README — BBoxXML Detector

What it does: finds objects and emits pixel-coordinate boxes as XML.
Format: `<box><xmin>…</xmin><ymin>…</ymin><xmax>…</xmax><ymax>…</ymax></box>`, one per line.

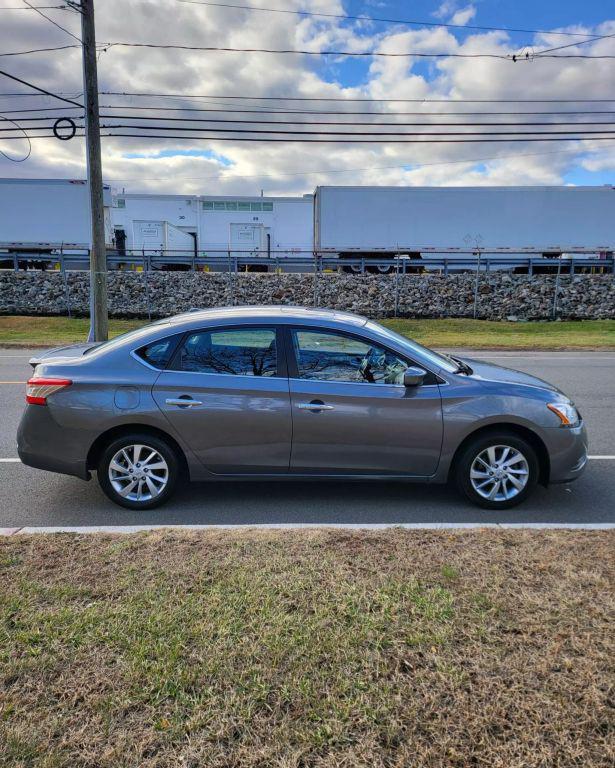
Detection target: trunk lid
<box><xmin>29</xmin><ymin>342</ymin><xmax>100</xmax><ymax>369</ymax></box>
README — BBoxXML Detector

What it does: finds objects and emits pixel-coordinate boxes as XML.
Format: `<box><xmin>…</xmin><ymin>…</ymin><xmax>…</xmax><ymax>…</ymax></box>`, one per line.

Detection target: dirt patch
<box><xmin>1</xmin><ymin>529</ymin><xmax>613</xmax><ymax>767</ymax></box>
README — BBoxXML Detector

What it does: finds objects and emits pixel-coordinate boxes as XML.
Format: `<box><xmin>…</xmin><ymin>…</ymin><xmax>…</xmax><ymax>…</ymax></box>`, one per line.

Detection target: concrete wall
<box><xmin>1</xmin><ymin>271</ymin><xmax>614</xmax><ymax>320</ymax></box>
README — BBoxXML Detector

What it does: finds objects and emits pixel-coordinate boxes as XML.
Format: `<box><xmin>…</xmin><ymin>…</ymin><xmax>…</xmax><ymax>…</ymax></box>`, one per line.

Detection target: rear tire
<box><xmin>97</xmin><ymin>433</ymin><xmax>179</xmax><ymax>510</ymax></box>
<box><xmin>454</xmin><ymin>432</ymin><xmax>539</xmax><ymax>509</ymax></box>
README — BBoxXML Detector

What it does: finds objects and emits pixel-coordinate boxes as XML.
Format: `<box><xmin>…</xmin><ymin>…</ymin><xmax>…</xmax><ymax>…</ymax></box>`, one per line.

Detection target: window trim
<box><xmin>284</xmin><ymin>325</ymin><xmax>443</xmax><ymax>387</ymax></box>
<box><xmin>166</xmin><ymin>324</ymin><xmax>287</xmax><ymax>379</ymax></box>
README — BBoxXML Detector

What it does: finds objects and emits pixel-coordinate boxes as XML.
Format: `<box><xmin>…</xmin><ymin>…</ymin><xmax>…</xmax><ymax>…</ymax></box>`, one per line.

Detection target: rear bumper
<box><xmin>17</xmin><ymin>405</ymin><xmax>90</xmax><ymax>481</ymax></box>
<box><xmin>544</xmin><ymin>422</ymin><xmax>589</xmax><ymax>484</ymax></box>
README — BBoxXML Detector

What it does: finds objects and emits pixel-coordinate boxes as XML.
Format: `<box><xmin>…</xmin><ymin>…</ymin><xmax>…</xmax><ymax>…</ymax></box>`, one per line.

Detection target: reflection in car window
<box><xmin>292</xmin><ymin>329</ymin><xmax>408</xmax><ymax>384</ymax></box>
<box><xmin>175</xmin><ymin>328</ymin><xmax>277</xmax><ymax>377</ymax></box>
<box><xmin>136</xmin><ymin>335</ymin><xmax>181</xmax><ymax>369</ymax></box>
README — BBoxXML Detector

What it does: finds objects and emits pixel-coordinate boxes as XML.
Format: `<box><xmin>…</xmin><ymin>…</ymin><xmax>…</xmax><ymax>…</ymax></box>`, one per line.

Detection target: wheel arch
<box><xmin>448</xmin><ymin>423</ymin><xmax>550</xmax><ymax>486</ymax></box>
<box><xmin>86</xmin><ymin>423</ymin><xmax>190</xmax><ymax>478</ymax></box>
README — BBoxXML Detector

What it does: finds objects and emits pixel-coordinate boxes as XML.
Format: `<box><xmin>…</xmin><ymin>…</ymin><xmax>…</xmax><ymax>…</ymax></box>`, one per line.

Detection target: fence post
<box><xmin>552</xmin><ymin>254</ymin><xmax>562</xmax><ymax>320</ymax></box>
<box><xmin>227</xmin><ymin>250</ymin><xmax>235</xmax><ymax>306</ymax></box>
<box><xmin>312</xmin><ymin>251</ymin><xmax>319</xmax><ymax>307</ymax></box>
<box><xmin>394</xmin><ymin>251</ymin><xmax>400</xmax><ymax>317</ymax></box>
<box><xmin>59</xmin><ymin>245</ymin><xmax>71</xmax><ymax>318</ymax></box>
<box><xmin>143</xmin><ymin>258</ymin><xmax>152</xmax><ymax>321</ymax></box>
<box><xmin>472</xmin><ymin>249</ymin><xmax>482</xmax><ymax>319</ymax></box>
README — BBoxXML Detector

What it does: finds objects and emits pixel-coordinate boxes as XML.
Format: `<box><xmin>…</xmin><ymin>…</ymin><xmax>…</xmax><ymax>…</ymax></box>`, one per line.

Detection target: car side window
<box><xmin>173</xmin><ymin>328</ymin><xmax>278</xmax><ymax>377</ymax></box>
<box><xmin>291</xmin><ymin>329</ymin><xmax>409</xmax><ymax>385</ymax></box>
<box><xmin>136</xmin><ymin>334</ymin><xmax>182</xmax><ymax>369</ymax></box>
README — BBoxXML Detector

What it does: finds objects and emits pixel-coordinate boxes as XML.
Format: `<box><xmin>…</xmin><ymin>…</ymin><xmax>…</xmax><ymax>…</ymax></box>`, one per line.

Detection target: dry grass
<box><xmin>0</xmin><ymin>529</ymin><xmax>613</xmax><ymax>768</ymax></box>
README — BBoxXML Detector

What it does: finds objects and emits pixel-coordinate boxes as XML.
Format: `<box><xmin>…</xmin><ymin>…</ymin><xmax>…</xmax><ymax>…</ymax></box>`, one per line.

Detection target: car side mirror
<box><xmin>403</xmin><ymin>366</ymin><xmax>427</xmax><ymax>387</ymax></box>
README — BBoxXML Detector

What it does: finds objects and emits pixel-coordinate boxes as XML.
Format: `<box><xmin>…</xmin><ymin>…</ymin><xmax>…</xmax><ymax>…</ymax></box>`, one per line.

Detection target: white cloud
<box><xmin>0</xmin><ymin>2</ymin><xmax>614</xmax><ymax>195</ymax></box>
<box><xmin>450</xmin><ymin>6</ymin><xmax>477</xmax><ymax>26</ymax></box>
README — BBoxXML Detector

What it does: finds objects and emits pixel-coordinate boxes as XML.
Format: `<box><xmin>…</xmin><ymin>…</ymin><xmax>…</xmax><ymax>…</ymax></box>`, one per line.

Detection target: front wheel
<box><xmin>97</xmin><ymin>433</ymin><xmax>179</xmax><ymax>510</ymax></box>
<box><xmin>455</xmin><ymin>433</ymin><xmax>539</xmax><ymax>509</ymax></box>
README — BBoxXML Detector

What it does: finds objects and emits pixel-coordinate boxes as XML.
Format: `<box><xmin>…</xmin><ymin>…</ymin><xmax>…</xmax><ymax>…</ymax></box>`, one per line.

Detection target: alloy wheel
<box><xmin>108</xmin><ymin>443</ymin><xmax>169</xmax><ymax>502</ymax></box>
<box><xmin>470</xmin><ymin>444</ymin><xmax>529</xmax><ymax>502</ymax></box>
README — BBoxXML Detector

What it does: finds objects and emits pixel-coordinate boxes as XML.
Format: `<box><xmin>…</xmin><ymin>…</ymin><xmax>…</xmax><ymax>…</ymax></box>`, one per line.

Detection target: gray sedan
<box><xmin>18</xmin><ymin>306</ymin><xmax>588</xmax><ymax>510</ymax></box>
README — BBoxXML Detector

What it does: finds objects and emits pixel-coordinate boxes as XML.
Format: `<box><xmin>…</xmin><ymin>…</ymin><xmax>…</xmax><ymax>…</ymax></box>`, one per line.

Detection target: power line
<box><xmin>100</xmin><ymin>42</ymin><xmax>615</xmax><ymax>60</ymax></box>
<box><xmin>0</xmin><ymin>69</ymin><xmax>83</xmax><ymax>107</ymax></box>
<box><xmin>174</xmin><ymin>0</ymin><xmax>606</xmax><ymax>40</ymax></box>
<box><xmin>5</xmin><ymin>41</ymin><xmax>610</xmax><ymax>60</ymax></box>
<box><xmin>99</xmin><ymin>104</ymin><xmax>615</xmax><ymax>118</ymax></box>
<box><xmin>99</xmin><ymin>113</ymin><xmax>615</xmax><ymax>128</ymax></box>
<box><xmin>0</xmin><ymin>115</ymin><xmax>31</xmax><ymax>161</ymax></box>
<box><xmin>22</xmin><ymin>0</ymin><xmax>81</xmax><ymax>42</ymax></box>
<box><xmin>98</xmin><ymin>122</ymin><xmax>615</xmax><ymax>137</ymax></box>
<box><xmin>100</xmin><ymin>91</ymin><xmax>615</xmax><ymax>103</ymax></box>
<box><xmin>0</xmin><ymin>44</ymin><xmax>80</xmax><ymax>56</ymax></box>
<box><xmin>101</xmin><ymin>133</ymin><xmax>615</xmax><ymax>143</ymax></box>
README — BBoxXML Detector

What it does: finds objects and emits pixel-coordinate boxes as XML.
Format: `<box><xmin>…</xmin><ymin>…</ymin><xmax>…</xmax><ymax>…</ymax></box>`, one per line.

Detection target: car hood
<box><xmin>29</xmin><ymin>342</ymin><xmax>99</xmax><ymax>369</ymax></box>
<box><xmin>462</xmin><ymin>358</ymin><xmax>566</xmax><ymax>397</ymax></box>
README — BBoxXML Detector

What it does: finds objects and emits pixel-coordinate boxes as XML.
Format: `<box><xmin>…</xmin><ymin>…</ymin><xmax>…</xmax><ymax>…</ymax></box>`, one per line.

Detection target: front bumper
<box><xmin>544</xmin><ymin>422</ymin><xmax>589</xmax><ymax>484</ymax></box>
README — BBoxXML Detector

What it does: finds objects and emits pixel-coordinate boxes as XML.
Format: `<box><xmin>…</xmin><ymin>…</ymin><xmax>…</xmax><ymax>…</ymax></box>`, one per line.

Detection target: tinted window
<box><xmin>174</xmin><ymin>328</ymin><xmax>277</xmax><ymax>377</ymax></box>
<box><xmin>292</xmin><ymin>329</ymin><xmax>409</xmax><ymax>385</ymax></box>
<box><xmin>136</xmin><ymin>335</ymin><xmax>180</xmax><ymax>369</ymax></box>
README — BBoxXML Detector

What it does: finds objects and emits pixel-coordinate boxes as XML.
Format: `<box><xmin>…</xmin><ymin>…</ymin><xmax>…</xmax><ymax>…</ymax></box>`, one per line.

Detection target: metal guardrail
<box><xmin>1</xmin><ymin>247</ymin><xmax>614</xmax><ymax>275</ymax></box>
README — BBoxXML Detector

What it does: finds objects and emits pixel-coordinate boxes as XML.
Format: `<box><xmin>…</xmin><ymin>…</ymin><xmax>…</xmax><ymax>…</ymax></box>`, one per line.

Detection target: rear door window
<box><xmin>171</xmin><ymin>327</ymin><xmax>279</xmax><ymax>377</ymax></box>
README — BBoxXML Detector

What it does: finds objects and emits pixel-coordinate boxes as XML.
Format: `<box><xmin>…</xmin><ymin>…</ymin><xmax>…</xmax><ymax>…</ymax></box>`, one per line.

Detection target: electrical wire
<box><xmin>173</xmin><ymin>0</ymin><xmax>608</xmax><ymax>40</ymax></box>
<box><xmin>98</xmin><ymin>113</ymin><xmax>615</xmax><ymax>127</ymax></box>
<box><xmin>100</xmin><ymin>132</ymin><xmax>615</xmax><ymax>143</ymax></box>
<box><xmin>22</xmin><ymin>0</ymin><xmax>81</xmax><ymax>42</ymax></box>
<box><xmin>99</xmin><ymin>104</ymin><xmax>615</xmax><ymax>117</ymax></box>
<box><xmin>98</xmin><ymin>123</ymin><xmax>615</xmax><ymax>137</ymax></box>
<box><xmin>100</xmin><ymin>91</ymin><xmax>615</xmax><ymax>103</ymax></box>
<box><xmin>99</xmin><ymin>42</ymin><xmax>615</xmax><ymax>59</ymax></box>
<box><xmin>0</xmin><ymin>69</ymin><xmax>83</xmax><ymax>108</ymax></box>
<box><xmin>0</xmin><ymin>116</ymin><xmax>31</xmax><ymax>160</ymax></box>
<box><xmin>4</xmin><ymin>42</ymin><xmax>611</xmax><ymax>60</ymax></box>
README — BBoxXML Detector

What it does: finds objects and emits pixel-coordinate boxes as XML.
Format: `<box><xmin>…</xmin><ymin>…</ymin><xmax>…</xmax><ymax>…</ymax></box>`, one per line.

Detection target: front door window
<box><xmin>291</xmin><ymin>329</ymin><xmax>408</xmax><ymax>385</ymax></box>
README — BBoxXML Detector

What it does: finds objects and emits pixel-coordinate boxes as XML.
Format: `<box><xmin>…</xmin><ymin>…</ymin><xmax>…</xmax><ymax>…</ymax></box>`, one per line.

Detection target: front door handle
<box><xmin>296</xmin><ymin>400</ymin><xmax>335</xmax><ymax>412</ymax></box>
<box><xmin>165</xmin><ymin>397</ymin><xmax>203</xmax><ymax>408</ymax></box>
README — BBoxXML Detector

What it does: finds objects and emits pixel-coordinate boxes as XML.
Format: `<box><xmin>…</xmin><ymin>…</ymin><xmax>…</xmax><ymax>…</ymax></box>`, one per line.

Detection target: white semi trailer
<box><xmin>0</xmin><ymin>178</ymin><xmax>112</xmax><ymax>266</ymax></box>
<box><xmin>111</xmin><ymin>192</ymin><xmax>313</xmax><ymax>268</ymax></box>
<box><xmin>314</xmin><ymin>185</ymin><xmax>615</xmax><ymax>271</ymax></box>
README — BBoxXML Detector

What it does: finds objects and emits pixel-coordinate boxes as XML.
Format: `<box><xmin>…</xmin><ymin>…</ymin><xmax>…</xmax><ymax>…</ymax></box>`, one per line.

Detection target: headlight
<box><xmin>547</xmin><ymin>402</ymin><xmax>580</xmax><ymax>427</ymax></box>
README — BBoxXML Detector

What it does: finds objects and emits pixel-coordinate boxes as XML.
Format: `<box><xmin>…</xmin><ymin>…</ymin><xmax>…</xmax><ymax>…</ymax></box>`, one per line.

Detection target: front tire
<box><xmin>97</xmin><ymin>433</ymin><xmax>179</xmax><ymax>510</ymax></box>
<box><xmin>455</xmin><ymin>433</ymin><xmax>539</xmax><ymax>509</ymax></box>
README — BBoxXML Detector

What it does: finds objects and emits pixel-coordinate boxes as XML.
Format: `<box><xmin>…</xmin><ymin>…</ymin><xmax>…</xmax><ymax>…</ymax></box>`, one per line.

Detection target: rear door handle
<box><xmin>296</xmin><ymin>400</ymin><xmax>335</xmax><ymax>411</ymax></box>
<box><xmin>165</xmin><ymin>397</ymin><xmax>203</xmax><ymax>408</ymax></box>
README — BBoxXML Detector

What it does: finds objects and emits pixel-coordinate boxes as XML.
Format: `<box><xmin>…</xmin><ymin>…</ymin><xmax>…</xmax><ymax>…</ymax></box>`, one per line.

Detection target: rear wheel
<box><xmin>455</xmin><ymin>433</ymin><xmax>539</xmax><ymax>509</ymax></box>
<box><xmin>97</xmin><ymin>433</ymin><xmax>179</xmax><ymax>510</ymax></box>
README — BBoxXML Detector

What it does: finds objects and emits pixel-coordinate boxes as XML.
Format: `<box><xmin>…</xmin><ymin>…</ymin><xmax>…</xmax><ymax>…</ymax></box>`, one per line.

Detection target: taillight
<box><xmin>26</xmin><ymin>377</ymin><xmax>72</xmax><ymax>405</ymax></box>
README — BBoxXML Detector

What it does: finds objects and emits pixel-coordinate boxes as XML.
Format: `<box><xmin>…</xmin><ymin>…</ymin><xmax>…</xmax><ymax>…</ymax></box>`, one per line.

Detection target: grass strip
<box><xmin>0</xmin><ymin>529</ymin><xmax>613</xmax><ymax>767</ymax></box>
<box><xmin>1</xmin><ymin>315</ymin><xmax>614</xmax><ymax>349</ymax></box>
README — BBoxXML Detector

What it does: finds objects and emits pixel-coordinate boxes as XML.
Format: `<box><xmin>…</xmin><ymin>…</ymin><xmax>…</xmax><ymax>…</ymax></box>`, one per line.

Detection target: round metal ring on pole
<box><xmin>53</xmin><ymin>117</ymin><xmax>77</xmax><ymax>141</ymax></box>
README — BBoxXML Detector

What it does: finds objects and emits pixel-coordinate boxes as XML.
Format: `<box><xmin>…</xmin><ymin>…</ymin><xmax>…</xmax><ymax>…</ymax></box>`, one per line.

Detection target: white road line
<box><xmin>0</xmin><ymin>458</ymin><xmax>20</xmax><ymax>463</ymax></box>
<box><xmin>0</xmin><ymin>523</ymin><xmax>612</xmax><ymax>536</ymax></box>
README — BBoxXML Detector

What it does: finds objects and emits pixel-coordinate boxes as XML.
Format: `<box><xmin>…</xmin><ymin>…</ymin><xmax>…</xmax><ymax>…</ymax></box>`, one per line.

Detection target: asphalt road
<box><xmin>1</xmin><ymin>348</ymin><xmax>614</xmax><ymax>527</ymax></box>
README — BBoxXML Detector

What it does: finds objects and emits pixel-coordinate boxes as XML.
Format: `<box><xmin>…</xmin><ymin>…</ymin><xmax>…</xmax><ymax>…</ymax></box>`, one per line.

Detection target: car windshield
<box><xmin>84</xmin><ymin>321</ymin><xmax>172</xmax><ymax>356</ymax></box>
<box><xmin>365</xmin><ymin>320</ymin><xmax>459</xmax><ymax>373</ymax></box>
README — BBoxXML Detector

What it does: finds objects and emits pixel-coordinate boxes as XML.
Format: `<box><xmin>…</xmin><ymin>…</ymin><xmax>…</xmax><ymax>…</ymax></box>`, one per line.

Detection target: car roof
<box><xmin>165</xmin><ymin>305</ymin><xmax>369</xmax><ymax>329</ymax></box>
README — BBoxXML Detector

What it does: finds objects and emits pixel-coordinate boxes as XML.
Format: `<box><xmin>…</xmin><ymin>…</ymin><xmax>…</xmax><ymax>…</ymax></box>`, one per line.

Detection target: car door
<box><xmin>152</xmin><ymin>325</ymin><xmax>291</xmax><ymax>474</ymax></box>
<box><xmin>287</xmin><ymin>326</ymin><xmax>443</xmax><ymax>476</ymax></box>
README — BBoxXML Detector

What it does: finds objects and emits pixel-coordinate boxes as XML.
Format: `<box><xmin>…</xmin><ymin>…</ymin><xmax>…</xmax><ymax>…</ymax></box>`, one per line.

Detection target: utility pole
<box><xmin>80</xmin><ymin>0</ymin><xmax>108</xmax><ymax>341</ymax></box>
